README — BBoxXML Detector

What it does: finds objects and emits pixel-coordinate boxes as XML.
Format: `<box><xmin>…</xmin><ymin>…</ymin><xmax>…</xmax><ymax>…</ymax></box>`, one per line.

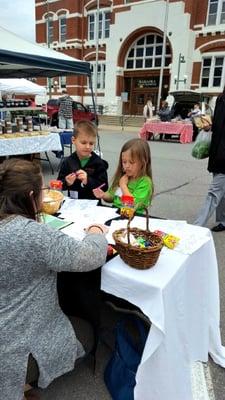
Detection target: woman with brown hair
<box><xmin>0</xmin><ymin>159</ymin><xmax>108</xmax><ymax>399</ymax></box>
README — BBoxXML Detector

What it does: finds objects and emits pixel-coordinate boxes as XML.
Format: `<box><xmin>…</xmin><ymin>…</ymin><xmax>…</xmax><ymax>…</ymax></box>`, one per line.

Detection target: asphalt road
<box><xmin>39</xmin><ymin>127</ymin><xmax>225</xmax><ymax>400</ymax></box>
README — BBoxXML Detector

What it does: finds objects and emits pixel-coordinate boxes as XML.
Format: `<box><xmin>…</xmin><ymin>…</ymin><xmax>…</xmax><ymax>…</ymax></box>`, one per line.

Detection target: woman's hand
<box><xmin>86</xmin><ymin>224</ymin><xmax>109</xmax><ymax>234</ymax></box>
<box><xmin>93</xmin><ymin>187</ymin><xmax>105</xmax><ymax>199</ymax></box>
<box><xmin>76</xmin><ymin>169</ymin><xmax>88</xmax><ymax>186</ymax></box>
<box><xmin>65</xmin><ymin>172</ymin><xmax>76</xmax><ymax>186</ymax></box>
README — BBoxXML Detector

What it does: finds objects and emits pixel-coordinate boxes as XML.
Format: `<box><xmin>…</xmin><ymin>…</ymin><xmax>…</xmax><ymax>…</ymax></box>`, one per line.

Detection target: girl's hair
<box><xmin>0</xmin><ymin>158</ymin><xmax>43</xmax><ymax>221</ymax></box>
<box><xmin>111</xmin><ymin>138</ymin><xmax>153</xmax><ymax>189</ymax></box>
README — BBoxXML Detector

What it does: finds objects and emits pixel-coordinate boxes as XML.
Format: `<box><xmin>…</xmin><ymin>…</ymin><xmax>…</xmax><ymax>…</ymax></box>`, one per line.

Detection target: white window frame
<box><xmin>125</xmin><ymin>34</ymin><xmax>171</xmax><ymax>70</ymax></box>
<box><xmin>88</xmin><ymin>10</ymin><xmax>110</xmax><ymax>41</ymax></box>
<box><xmin>45</xmin><ymin>15</ymin><xmax>54</xmax><ymax>44</ymax></box>
<box><xmin>90</xmin><ymin>63</ymin><xmax>106</xmax><ymax>90</ymax></box>
<box><xmin>59</xmin><ymin>14</ymin><xmax>67</xmax><ymax>43</ymax></box>
<box><xmin>200</xmin><ymin>54</ymin><xmax>225</xmax><ymax>88</ymax></box>
<box><xmin>207</xmin><ymin>0</ymin><xmax>225</xmax><ymax>26</ymax></box>
<box><xmin>59</xmin><ymin>76</ymin><xmax>66</xmax><ymax>89</ymax></box>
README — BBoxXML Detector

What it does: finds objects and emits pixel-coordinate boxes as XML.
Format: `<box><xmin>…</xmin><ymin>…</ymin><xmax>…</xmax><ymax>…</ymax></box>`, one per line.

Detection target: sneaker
<box><xmin>211</xmin><ymin>223</ymin><xmax>225</xmax><ymax>232</ymax></box>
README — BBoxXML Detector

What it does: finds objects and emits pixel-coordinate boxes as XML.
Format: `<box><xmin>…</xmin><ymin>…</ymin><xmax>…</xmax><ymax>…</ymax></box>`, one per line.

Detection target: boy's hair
<box><xmin>73</xmin><ymin>120</ymin><xmax>97</xmax><ymax>138</ymax></box>
<box><xmin>111</xmin><ymin>138</ymin><xmax>153</xmax><ymax>189</ymax></box>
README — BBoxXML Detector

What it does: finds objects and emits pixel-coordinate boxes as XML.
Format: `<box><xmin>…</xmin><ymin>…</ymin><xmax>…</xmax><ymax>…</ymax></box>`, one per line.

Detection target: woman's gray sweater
<box><xmin>0</xmin><ymin>215</ymin><xmax>107</xmax><ymax>400</ymax></box>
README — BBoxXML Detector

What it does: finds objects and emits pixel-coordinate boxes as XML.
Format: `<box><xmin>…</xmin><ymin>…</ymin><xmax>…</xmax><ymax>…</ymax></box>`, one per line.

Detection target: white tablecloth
<box><xmin>0</xmin><ymin>132</ymin><xmax>62</xmax><ymax>156</ymax></box>
<box><xmin>101</xmin><ymin>221</ymin><xmax>225</xmax><ymax>400</ymax></box>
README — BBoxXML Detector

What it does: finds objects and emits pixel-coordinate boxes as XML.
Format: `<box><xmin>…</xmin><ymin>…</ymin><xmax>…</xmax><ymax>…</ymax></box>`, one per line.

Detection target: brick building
<box><xmin>35</xmin><ymin>0</ymin><xmax>225</xmax><ymax>114</ymax></box>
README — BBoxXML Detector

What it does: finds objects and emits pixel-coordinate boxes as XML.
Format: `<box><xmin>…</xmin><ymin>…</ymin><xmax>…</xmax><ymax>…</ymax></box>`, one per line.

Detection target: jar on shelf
<box><xmin>120</xmin><ymin>195</ymin><xmax>135</xmax><ymax>219</ymax></box>
<box><xmin>16</xmin><ymin>117</ymin><xmax>24</xmax><ymax>132</ymax></box>
<box><xmin>27</xmin><ymin>117</ymin><xmax>33</xmax><ymax>132</ymax></box>
<box><xmin>5</xmin><ymin>120</ymin><xmax>12</xmax><ymax>134</ymax></box>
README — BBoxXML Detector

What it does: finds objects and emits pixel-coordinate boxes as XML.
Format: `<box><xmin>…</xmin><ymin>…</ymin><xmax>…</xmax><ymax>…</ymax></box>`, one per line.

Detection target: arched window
<box><xmin>59</xmin><ymin>13</ymin><xmax>67</xmax><ymax>42</ymax></box>
<box><xmin>126</xmin><ymin>34</ymin><xmax>171</xmax><ymax>70</ymax></box>
<box><xmin>45</xmin><ymin>14</ymin><xmax>54</xmax><ymax>45</ymax></box>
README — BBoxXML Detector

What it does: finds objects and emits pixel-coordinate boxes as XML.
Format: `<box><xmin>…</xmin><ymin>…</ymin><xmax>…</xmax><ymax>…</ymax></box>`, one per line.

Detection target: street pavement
<box><xmin>38</xmin><ymin>127</ymin><xmax>225</xmax><ymax>400</ymax></box>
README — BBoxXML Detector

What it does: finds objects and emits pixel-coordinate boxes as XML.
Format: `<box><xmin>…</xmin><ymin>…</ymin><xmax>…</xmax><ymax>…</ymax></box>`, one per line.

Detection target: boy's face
<box><xmin>72</xmin><ymin>130</ymin><xmax>96</xmax><ymax>159</ymax></box>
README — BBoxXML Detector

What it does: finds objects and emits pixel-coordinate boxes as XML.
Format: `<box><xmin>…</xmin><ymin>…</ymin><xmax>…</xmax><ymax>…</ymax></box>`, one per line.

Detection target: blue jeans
<box><xmin>59</xmin><ymin>116</ymin><xmax>73</xmax><ymax>129</ymax></box>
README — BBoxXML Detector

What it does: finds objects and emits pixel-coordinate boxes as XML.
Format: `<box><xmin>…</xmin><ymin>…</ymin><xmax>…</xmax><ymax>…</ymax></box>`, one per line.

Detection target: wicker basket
<box><xmin>113</xmin><ymin>208</ymin><xmax>163</xmax><ymax>269</ymax></box>
<box><xmin>41</xmin><ymin>189</ymin><xmax>64</xmax><ymax>215</ymax></box>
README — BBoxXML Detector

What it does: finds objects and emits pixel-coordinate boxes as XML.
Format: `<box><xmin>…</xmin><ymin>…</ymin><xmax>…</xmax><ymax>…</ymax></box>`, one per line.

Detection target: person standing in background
<box><xmin>143</xmin><ymin>99</ymin><xmax>154</xmax><ymax>121</ymax></box>
<box><xmin>58</xmin><ymin>89</ymin><xmax>73</xmax><ymax>129</ymax></box>
<box><xmin>204</xmin><ymin>103</ymin><xmax>213</xmax><ymax>118</ymax></box>
<box><xmin>157</xmin><ymin>101</ymin><xmax>171</xmax><ymax>122</ymax></box>
<box><xmin>194</xmin><ymin>87</ymin><xmax>225</xmax><ymax>231</ymax></box>
<box><xmin>188</xmin><ymin>103</ymin><xmax>202</xmax><ymax>141</ymax></box>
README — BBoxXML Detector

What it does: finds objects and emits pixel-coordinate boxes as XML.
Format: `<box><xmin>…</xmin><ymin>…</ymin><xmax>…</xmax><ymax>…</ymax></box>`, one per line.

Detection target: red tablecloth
<box><xmin>139</xmin><ymin>121</ymin><xmax>193</xmax><ymax>143</ymax></box>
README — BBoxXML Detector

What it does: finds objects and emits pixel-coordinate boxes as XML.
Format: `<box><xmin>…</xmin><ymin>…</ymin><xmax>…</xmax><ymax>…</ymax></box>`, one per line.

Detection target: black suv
<box><xmin>170</xmin><ymin>90</ymin><xmax>202</xmax><ymax>119</ymax></box>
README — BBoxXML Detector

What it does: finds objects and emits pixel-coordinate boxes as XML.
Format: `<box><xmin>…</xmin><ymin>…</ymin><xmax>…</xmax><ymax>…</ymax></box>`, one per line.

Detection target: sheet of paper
<box><xmin>59</xmin><ymin>198</ymin><xmax>98</xmax><ymax>221</ymax></box>
<box><xmin>61</xmin><ymin>222</ymin><xmax>86</xmax><ymax>241</ymax></box>
<box><xmin>59</xmin><ymin>199</ymin><xmax>118</xmax><ymax>225</ymax></box>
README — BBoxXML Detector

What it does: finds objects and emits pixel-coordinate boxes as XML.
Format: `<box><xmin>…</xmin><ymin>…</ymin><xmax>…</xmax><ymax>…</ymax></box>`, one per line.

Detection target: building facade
<box><xmin>35</xmin><ymin>0</ymin><xmax>225</xmax><ymax>113</ymax></box>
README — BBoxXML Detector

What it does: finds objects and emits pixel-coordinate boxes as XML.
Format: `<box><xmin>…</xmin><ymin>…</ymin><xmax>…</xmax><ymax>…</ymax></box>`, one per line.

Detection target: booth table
<box><xmin>59</xmin><ymin>202</ymin><xmax>225</xmax><ymax>400</ymax></box>
<box><xmin>0</xmin><ymin>132</ymin><xmax>62</xmax><ymax>157</ymax></box>
<box><xmin>139</xmin><ymin>121</ymin><xmax>193</xmax><ymax>143</ymax></box>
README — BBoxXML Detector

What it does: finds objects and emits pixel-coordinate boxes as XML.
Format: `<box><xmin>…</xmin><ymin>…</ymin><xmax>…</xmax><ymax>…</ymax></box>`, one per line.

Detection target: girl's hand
<box><xmin>65</xmin><ymin>172</ymin><xmax>76</xmax><ymax>186</ymax></box>
<box><xmin>119</xmin><ymin>174</ymin><xmax>129</xmax><ymax>189</ymax></box>
<box><xmin>93</xmin><ymin>187</ymin><xmax>105</xmax><ymax>199</ymax></box>
<box><xmin>76</xmin><ymin>169</ymin><xmax>88</xmax><ymax>185</ymax></box>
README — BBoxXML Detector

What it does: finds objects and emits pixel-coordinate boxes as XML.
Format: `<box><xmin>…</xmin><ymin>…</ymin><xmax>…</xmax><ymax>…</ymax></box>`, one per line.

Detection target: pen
<box><xmin>97</xmin><ymin>183</ymin><xmax>106</xmax><ymax>190</ymax></box>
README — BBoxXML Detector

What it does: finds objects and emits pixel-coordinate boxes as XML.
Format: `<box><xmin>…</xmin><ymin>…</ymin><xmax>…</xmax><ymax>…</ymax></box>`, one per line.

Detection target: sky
<box><xmin>0</xmin><ymin>0</ymin><xmax>35</xmax><ymax>42</ymax></box>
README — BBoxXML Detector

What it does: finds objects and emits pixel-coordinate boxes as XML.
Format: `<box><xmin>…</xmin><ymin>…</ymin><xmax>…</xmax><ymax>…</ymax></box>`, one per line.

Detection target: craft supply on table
<box><xmin>154</xmin><ymin>230</ymin><xmax>180</xmax><ymax>249</ymax></box>
<box><xmin>41</xmin><ymin>189</ymin><xmax>64</xmax><ymax>215</ymax></box>
<box><xmin>120</xmin><ymin>195</ymin><xmax>135</xmax><ymax>219</ymax></box>
<box><xmin>113</xmin><ymin>207</ymin><xmax>163</xmax><ymax>269</ymax></box>
<box><xmin>97</xmin><ymin>183</ymin><xmax>106</xmax><ymax>190</ymax></box>
<box><xmin>49</xmin><ymin>179</ymin><xmax>63</xmax><ymax>191</ymax></box>
<box><xmin>41</xmin><ymin>213</ymin><xmax>73</xmax><ymax>230</ymax></box>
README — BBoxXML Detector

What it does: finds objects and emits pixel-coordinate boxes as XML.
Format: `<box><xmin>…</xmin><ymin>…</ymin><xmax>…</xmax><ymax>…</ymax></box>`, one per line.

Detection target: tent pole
<box><xmin>90</xmin><ymin>74</ymin><xmax>101</xmax><ymax>154</ymax></box>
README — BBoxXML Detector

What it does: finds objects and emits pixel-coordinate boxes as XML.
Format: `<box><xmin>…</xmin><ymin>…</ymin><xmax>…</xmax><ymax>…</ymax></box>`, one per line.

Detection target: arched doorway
<box><xmin>117</xmin><ymin>29</ymin><xmax>172</xmax><ymax>115</ymax></box>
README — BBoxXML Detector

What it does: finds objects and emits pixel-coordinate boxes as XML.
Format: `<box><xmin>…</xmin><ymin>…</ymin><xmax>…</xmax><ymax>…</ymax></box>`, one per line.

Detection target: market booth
<box><xmin>0</xmin><ymin>26</ymin><xmax>93</xmax><ymax>168</ymax></box>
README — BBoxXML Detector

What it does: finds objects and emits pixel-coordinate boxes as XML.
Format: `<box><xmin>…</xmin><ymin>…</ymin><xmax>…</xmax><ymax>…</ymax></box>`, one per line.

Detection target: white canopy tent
<box><xmin>0</xmin><ymin>78</ymin><xmax>46</xmax><ymax>95</ymax></box>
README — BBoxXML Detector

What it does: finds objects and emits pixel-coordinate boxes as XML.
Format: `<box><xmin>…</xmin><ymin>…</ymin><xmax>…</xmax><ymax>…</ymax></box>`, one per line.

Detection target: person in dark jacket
<box><xmin>157</xmin><ymin>100</ymin><xmax>172</xmax><ymax>140</ymax></box>
<box><xmin>157</xmin><ymin>101</ymin><xmax>172</xmax><ymax>122</ymax></box>
<box><xmin>58</xmin><ymin>120</ymin><xmax>108</xmax><ymax>199</ymax></box>
<box><xmin>194</xmin><ymin>87</ymin><xmax>225</xmax><ymax>231</ymax></box>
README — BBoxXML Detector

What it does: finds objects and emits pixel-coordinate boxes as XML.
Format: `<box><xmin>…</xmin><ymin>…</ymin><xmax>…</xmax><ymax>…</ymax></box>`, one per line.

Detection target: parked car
<box><xmin>47</xmin><ymin>99</ymin><xmax>98</xmax><ymax>126</ymax></box>
<box><xmin>169</xmin><ymin>90</ymin><xmax>202</xmax><ymax>119</ymax></box>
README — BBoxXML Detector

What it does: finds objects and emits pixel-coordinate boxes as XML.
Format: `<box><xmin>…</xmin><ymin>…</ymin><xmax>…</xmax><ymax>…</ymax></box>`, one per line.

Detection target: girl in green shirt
<box><xmin>93</xmin><ymin>138</ymin><xmax>153</xmax><ymax>214</ymax></box>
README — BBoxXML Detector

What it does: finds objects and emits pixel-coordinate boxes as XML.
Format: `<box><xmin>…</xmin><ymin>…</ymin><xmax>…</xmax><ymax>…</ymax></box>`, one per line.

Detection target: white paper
<box><xmin>61</xmin><ymin>222</ymin><xmax>86</xmax><ymax>241</ymax></box>
<box><xmin>59</xmin><ymin>198</ymin><xmax>98</xmax><ymax>221</ymax></box>
<box><xmin>59</xmin><ymin>197</ymin><xmax>118</xmax><ymax>232</ymax></box>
